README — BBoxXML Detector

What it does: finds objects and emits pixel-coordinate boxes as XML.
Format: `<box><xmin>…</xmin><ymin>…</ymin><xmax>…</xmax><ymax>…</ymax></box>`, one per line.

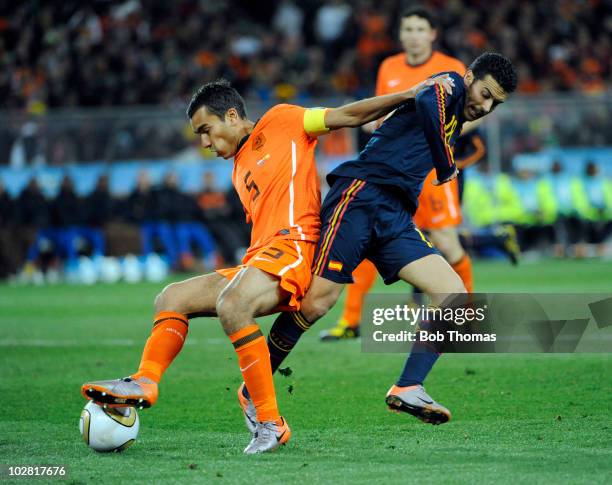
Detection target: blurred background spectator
<box><xmin>0</xmin><ymin>0</ymin><xmax>609</xmax><ymax>112</ymax></box>
<box><xmin>0</xmin><ymin>1</ymin><xmax>611</xmax><ymax>283</ymax></box>
<box><xmin>161</xmin><ymin>171</ymin><xmax>219</xmax><ymax>271</ymax></box>
<box><xmin>126</xmin><ymin>170</ymin><xmax>179</xmax><ymax>268</ymax></box>
<box><xmin>196</xmin><ymin>171</ymin><xmax>248</xmax><ymax>266</ymax></box>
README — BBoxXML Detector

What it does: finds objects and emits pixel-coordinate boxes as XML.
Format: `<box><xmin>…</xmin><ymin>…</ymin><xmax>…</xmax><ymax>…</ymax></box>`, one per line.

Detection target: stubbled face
<box><xmin>190</xmin><ymin>107</ymin><xmax>242</xmax><ymax>159</ymax></box>
<box><xmin>399</xmin><ymin>15</ymin><xmax>436</xmax><ymax>59</ymax></box>
<box><xmin>463</xmin><ymin>72</ymin><xmax>508</xmax><ymax>121</ymax></box>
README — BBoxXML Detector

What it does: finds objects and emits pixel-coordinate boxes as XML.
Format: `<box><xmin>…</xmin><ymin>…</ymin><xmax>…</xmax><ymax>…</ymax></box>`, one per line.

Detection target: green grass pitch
<box><xmin>1</xmin><ymin>259</ymin><xmax>611</xmax><ymax>484</ymax></box>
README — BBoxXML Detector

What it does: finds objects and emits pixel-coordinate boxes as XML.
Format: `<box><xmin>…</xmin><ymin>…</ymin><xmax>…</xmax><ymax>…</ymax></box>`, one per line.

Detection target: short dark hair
<box><xmin>469</xmin><ymin>52</ymin><xmax>518</xmax><ymax>94</ymax></box>
<box><xmin>186</xmin><ymin>79</ymin><xmax>247</xmax><ymax>120</ymax></box>
<box><xmin>401</xmin><ymin>5</ymin><xmax>437</xmax><ymax>29</ymax></box>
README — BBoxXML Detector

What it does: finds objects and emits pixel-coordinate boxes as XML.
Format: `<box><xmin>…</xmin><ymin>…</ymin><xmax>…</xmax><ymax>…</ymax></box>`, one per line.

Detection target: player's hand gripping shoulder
<box><xmin>408</xmin><ymin>74</ymin><xmax>455</xmax><ymax>99</ymax></box>
<box><xmin>322</xmin><ymin>75</ymin><xmax>455</xmax><ymax>131</ymax></box>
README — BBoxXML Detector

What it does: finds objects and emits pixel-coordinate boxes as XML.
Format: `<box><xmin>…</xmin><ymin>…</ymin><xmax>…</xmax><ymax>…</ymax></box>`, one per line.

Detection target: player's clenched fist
<box><xmin>432</xmin><ymin>167</ymin><xmax>459</xmax><ymax>186</ymax></box>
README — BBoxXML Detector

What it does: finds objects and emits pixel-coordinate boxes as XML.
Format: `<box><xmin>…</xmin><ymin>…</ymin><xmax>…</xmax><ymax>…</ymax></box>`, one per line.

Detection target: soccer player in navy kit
<box><xmin>236</xmin><ymin>52</ymin><xmax>518</xmax><ymax>428</ymax></box>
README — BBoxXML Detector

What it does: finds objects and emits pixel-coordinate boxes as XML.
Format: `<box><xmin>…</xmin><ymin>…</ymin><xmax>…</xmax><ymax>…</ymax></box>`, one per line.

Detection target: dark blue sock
<box><xmin>396</xmin><ymin>319</ymin><xmax>441</xmax><ymax>387</ymax></box>
<box><xmin>412</xmin><ymin>286</ymin><xmax>425</xmax><ymax>306</ymax></box>
<box><xmin>396</xmin><ymin>350</ymin><xmax>440</xmax><ymax>387</ymax></box>
<box><xmin>243</xmin><ymin>311</ymin><xmax>312</xmax><ymax>400</ymax></box>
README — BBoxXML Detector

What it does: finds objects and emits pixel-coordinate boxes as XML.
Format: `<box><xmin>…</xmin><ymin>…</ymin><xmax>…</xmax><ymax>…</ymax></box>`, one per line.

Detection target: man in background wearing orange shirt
<box><xmin>322</xmin><ymin>6</ymin><xmax>483</xmax><ymax>340</ymax></box>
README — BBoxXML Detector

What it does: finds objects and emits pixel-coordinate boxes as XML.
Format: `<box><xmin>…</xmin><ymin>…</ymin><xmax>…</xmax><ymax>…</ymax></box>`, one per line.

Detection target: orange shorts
<box><xmin>413</xmin><ymin>170</ymin><xmax>462</xmax><ymax>230</ymax></box>
<box><xmin>216</xmin><ymin>239</ymin><xmax>316</xmax><ymax>312</ymax></box>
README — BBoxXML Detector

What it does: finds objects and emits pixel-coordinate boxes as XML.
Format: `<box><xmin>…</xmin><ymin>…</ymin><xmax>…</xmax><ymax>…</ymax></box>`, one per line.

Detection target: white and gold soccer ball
<box><xmin>79</xmin><ymin>401</ymin><xmax>139</xmax><ymax>452</ymax></box>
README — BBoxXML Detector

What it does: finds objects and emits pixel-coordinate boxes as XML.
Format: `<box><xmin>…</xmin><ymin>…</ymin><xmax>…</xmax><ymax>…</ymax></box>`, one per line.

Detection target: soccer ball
<box><xmin>79</xmin><ymin>401</ymin><xmax>139</xmax><ymax>452</ymax></box>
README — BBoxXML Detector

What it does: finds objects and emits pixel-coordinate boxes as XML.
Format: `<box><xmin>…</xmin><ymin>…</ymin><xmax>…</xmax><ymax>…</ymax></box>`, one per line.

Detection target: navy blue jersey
<box><xmin>328</xmin><ymin>71</ymin><xmax>466</xmax><ymax>212</ymax></box>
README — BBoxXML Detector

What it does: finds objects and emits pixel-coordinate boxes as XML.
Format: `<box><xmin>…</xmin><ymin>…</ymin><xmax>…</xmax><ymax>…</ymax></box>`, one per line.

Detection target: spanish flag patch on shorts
<box><xmin>328</xmin><ymin>260</ymin><xmax>343</xmax><ymax>272</ymax></box>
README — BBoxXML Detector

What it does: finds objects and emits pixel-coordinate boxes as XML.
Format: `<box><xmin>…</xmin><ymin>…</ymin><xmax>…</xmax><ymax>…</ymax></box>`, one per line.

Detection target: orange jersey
<box><xmin>233</xmin><ymin>104</ymin><xmax>321</xmax><ymax>262</ymax></box>
<box><xmin>412</xmin><ymin>172</ymin><xmax>461</xmax><ymax>229</ymax></box>
<box><xmin>375</xmin><ymin>50</ymin><xmax>466</xmax><ymax>96</ymax></box>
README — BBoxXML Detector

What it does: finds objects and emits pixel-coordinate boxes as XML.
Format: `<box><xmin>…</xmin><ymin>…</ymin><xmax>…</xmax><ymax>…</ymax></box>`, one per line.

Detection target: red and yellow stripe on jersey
<box><xmin>434</xmin><ymin>83</ymin><xmax>455</xmax><ymax>169</ymax></box>
<box><xmin>313</xmin><ymin>179</ymin><xmax>366</xmax><ymax>276</ymax></box>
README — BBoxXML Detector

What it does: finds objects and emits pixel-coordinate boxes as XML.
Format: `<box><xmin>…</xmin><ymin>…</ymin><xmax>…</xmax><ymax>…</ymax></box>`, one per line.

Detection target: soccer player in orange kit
<box><xmin>80</xmin><ymin>76</ymin><xmax>454</xmax><ymax>454</ymax></box>
<box><xmin>321</xmin><ymin>6</ymin><xmax>475</xmax><ymax>340</ymax></box>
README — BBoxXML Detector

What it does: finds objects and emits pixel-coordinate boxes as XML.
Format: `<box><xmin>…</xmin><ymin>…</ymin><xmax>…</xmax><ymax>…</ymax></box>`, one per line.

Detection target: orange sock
<box><xmin>132</xmin><ymin>311</ymin><xmax>189</xmax><ymax>383</ymax></box>
<box><xmin>341</xmin><ymin>259</ymin><xmax>378</xmax><ymax>327</ymax></box>
<box><xmin>230</xmin><ymin>323</ymin><xmax>279</xmax><ymax>423</ymax></box>
<box><xmin>451</xmin><ymin>254</ymin><xmax>474</xmax><ymax>293</ymax></box>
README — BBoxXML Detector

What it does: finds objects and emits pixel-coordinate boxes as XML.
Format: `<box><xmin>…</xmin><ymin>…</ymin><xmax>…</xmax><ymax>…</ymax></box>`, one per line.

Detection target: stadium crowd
<box><xmin>0</xmin><ymin>170</ymin><xmax>250</xmax><ymax>281</ymax></box>
<box><xmin>1</xmin><ymin>0</ymin><xmax>610</xmax><ymax>111</ymax></box>
<box><xmin>1</xmin><ymin>159</ymin><xmax>611</xmax><ymax>282</ymax></box>
<box><xmin>1</xmin><ymin>1</ymin><xmax>611</xmax><ymax>282</ymax></box>
<box><xmin>1</xmin><ymin>1</ymin><xmax>610</xmax><ymax>170</ymax></box>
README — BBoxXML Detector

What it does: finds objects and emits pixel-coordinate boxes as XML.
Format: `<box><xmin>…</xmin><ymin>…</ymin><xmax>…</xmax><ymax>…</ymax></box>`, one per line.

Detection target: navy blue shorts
<box><xmin>313</xmin><ymin>177</ymin><xmax>438</xmax><ymax>285</ymax></box>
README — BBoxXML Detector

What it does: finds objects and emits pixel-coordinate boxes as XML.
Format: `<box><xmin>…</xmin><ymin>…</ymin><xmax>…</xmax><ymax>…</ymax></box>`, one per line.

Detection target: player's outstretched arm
<box><xmin>324</xmin><ymin>75</ymin><xmax>454</xmax><ymax>130</ymax></box>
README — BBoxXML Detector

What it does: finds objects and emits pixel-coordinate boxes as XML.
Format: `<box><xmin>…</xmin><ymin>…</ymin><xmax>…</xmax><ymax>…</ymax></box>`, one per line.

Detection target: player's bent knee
<box><xmin>154</xmin><ymin>282</ymin><xmax>184</xmax><ymax>314</ymax></box>
<box><xmin>300</xmin><ymin>299</ymin><xmax>328</xmax><ymax>323</ymax></box>
<box><xmin>215</xmin><ymin>292</ymin><xmax>235</xmax><ymax>322</ymax></box>
<box><xmin>429</xmin><ymin>228</ymin><xmax>464</xmax><ymax>263</ymax></box>
<box><xmin>444</xmin><ymin>271</ymin><xmax>467</xmax><ymax>295</ymax></box>
<box><xmin>440</xmin><ymin>244</ymin><xmax>465</xmax><ymax>264</ymax></box>
<box><xmin>300</xmin><ymin>292</ymin><xmax>339</xmax><ymax>323</ymax></box>
<box><xmin>298</xmin><ymin>275</ymin><xmax>344</xmax><ymax>322</ymax></box>
<box><xmin>453</xmin><ymin>278</ymin><xmax>467</xmax><ymax>294</ymax></box>
<box><xmin>216</xmin><ymin>289</ymin><xmax>252</xmax><ymax>333</ymax></box>
<box><xmin>435</xmin><ymin>263</ymin><xmax>466</xmax><ymax>295</ymax></box>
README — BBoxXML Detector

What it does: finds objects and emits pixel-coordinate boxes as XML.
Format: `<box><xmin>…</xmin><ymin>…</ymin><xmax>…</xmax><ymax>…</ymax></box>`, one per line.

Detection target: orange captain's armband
<box><xmin>303</xmin><ymin>108</ymin><xmax>330</xmax><ymax>137</ymax></box>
